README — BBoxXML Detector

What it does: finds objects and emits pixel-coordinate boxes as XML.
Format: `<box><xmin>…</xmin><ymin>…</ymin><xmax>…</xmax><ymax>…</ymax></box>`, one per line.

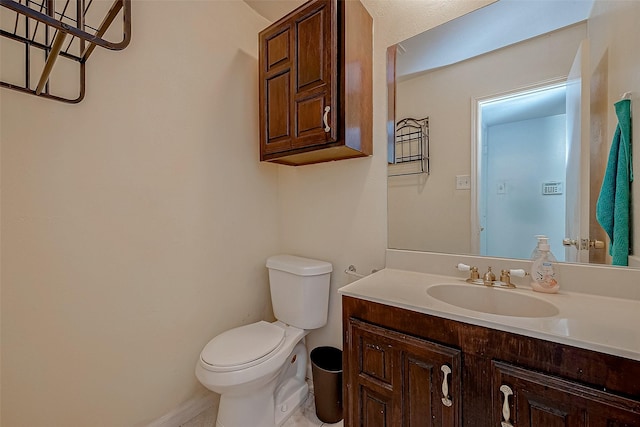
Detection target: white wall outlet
<box><xmin>456</xmin><ymin>175</ymin><xmax>471</xmax><ymax>190</ymax></box>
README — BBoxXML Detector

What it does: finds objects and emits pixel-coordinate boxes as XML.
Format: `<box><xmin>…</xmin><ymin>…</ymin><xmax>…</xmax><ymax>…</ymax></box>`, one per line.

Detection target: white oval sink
<box><xmin>427</xmin><ymin>283</ymin><xmax>559</xmax><ymax>318</ymax></box>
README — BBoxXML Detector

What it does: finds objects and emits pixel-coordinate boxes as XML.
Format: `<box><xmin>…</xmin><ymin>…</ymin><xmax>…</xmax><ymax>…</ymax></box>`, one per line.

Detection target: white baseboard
<box><xmin>146</xmin><ymin>392</ymin><xmax>218</xmax><ymax>427</ymax></box>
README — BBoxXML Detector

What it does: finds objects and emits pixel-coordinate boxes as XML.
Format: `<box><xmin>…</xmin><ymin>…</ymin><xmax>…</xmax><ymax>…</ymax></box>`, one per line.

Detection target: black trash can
<box><xmin>310</xmin><ymin>346</ymin><xmax>343</xmax><ymax>423</ymax></box>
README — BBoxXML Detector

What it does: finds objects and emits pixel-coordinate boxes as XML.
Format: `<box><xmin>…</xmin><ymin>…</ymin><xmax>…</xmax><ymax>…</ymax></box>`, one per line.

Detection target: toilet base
<box><xmin>214</xmin><ymin>341</ymin><xmax>309</xmax><ymax>427</ymax></box>
<box><xmin>274</xmin><ymin>377</ymin><xmax>308</xmax><ymax>426</ymax></box>
<box><xmin>216</xmin><ymin>386</ymin><xmax>276</xmax><ymax>427</ymax></box>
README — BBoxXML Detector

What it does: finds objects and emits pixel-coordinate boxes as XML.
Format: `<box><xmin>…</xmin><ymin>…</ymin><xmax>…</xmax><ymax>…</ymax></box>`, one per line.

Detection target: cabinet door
<box><xmin>346</xmin><ymin>319</ymin><xmax>397</xmax><ymax>426</ymax></box>
<box><xmin>403</xmin><ymin>340</ymin><xmax>460</xmax><ymax>427</ymax></box>
<box><xmin>291</xmin><ymin>0</ymin><xmax>337</xmax><ymax>148</ymax></box>
<box><xmin>492</xmin><ymin>361</ymin><xmax>640</xmax><ymax>427</ymax></box>
<box><xmin>260</xmin><ymin>19</ymin><xmax>294</xmax><ymax>156</ymax></box>
<box><xmin>345</xmin><ymin>318</ymin><xmax>461</xmax><ymax>427</ymax></box>
<box><xmin>259</xmin><ymin>0</ymin><xmax>337</xmax><ymax>158</ymax></box>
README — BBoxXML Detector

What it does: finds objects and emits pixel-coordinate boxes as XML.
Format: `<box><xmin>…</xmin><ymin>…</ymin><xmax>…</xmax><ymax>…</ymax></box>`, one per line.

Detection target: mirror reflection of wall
<box><xmin>388</xmin><ymin>0</ymin><xmax>640</xmax><ymax>269</ymax></box>
<box><xmin>389</xmin><ymin>20</ymin><xmax>585</xmax><ymax>256</ymax></box>
<box><xmin>479</xmin><ymin>84</ymin><xmax>568</xmax><ymax>262</ymax></box>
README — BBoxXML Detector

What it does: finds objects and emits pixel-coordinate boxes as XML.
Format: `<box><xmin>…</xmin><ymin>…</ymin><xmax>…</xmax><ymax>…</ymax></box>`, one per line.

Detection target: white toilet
<box><xmin>195</xmin><ymin>255</ymin><xmax>333</xmax><ymax>427</ymax></box>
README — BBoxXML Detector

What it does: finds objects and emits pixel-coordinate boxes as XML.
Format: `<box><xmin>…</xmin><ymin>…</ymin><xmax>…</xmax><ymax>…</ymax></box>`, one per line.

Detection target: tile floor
<box><xmin>281</xmin><ymin>391</ymin><xmax>343</xmax><ymax>427</ymax></box>
<box><xmin>180</xmin><ymin>389</ymin><xmax>343</xmax><ymax>427</ymax></box>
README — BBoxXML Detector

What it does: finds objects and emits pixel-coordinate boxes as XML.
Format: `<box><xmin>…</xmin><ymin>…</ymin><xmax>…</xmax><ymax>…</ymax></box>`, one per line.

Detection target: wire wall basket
<box><xmin>0</xmin><ymin>0</ymin><xmax>131</xmax><ymax>103</ymax></box>
<box><xmin>389</xmin><ymin>117</ymin><xmax>429</xmax><ymax>177</ymax></box>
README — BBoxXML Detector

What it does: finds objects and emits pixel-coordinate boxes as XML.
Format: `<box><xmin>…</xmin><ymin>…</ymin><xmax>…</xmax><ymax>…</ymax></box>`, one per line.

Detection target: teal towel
<box><xmin>596</xmin><ymin>99</ymin><xmax>633</xmax><ymax>266</ymax></box>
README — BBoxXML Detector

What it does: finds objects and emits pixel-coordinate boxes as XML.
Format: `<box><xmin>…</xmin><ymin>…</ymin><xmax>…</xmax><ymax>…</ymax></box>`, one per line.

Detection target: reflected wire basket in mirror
<box><xmin>389</xmin><ymin>117</ymin><xmax>430</xmax><ymax>177</ymax></box>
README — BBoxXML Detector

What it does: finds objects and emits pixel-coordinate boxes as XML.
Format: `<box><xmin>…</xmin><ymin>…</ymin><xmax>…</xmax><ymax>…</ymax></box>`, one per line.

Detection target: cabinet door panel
<box><xmin>406</xmin><ymin>356</ymin><xmax>434</xmax><ymax>426</ymax></box>
<box><xmin>361</xmin><ymin>386</ymin><xmax>393</xmax><ymax>427</ymax></box>
<box><xmin>296</xmin><ymin>96</ymin><xmax>324</xmax><ymax>136</ymax></box>
<box><xmin>266</xmin><ymin>29</ymin><xmax>289</xmax><ymax>70</ymax></box>
<box><xmin>266</xmin><ymin>73</ymin><xmax>290</xmax><ymax>138</ymax></box>
<box><xmin>358</xmin><ymin>330</ymin><xmax>394</xmax><ymax>385</ymax></box>
<box><xmin>492</xmin><ymin>361</ymin><xmax>640</xmax><ymax>427</ymax></box>
<box><xmin>296</xmin><ymin>9</ymin><xmax>324</xmax><ymax>89</ymax></box>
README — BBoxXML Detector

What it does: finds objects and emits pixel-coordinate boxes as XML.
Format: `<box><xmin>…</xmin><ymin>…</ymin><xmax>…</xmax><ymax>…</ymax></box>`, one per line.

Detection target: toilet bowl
<box><xmin>195</xmin><ymin>255</ymin><xmax>332</xmax><ymax>427</ymax></box>
<box><xmin>196</xmin><ymin>321</ymin><xmax>308</xmax><ymax>427</ymax></box>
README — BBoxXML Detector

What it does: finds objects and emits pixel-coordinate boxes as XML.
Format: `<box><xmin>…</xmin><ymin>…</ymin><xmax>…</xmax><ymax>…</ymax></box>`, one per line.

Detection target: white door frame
<box><xmin>470</xmin><ymin>77</ymin><xmax>568</xmax><ymax>254</ymax></box>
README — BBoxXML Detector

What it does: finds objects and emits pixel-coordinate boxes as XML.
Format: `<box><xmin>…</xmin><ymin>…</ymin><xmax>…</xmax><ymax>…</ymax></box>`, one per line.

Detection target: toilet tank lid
<box><xmin>266</xmin><ymin>255</ymin><xmax>332</xmax><ymax>276</ymax></box>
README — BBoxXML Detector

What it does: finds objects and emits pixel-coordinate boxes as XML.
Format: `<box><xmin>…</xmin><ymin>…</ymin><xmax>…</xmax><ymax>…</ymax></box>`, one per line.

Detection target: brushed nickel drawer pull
<box><xmin>323</xmin><ymin>106</ymin><xmax>331</xmax><ymax>132</ymax></box>
<box><xmin>441</xmin><ymin>365</ymin><xmax>452</xmax><ymax>407</ymax></box>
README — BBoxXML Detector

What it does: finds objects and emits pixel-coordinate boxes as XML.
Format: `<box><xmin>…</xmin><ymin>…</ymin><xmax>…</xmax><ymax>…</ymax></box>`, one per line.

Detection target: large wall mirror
<box><xmin>387</xmin><ymin>0</ymin><xmax>639</xmax><ymax>269</ymax></box>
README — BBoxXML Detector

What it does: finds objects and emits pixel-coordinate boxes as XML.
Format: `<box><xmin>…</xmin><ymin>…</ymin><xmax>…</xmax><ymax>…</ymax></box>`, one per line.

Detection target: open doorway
<box><xmin>473</xmin><ymin>81</ymin><xmax>568</xmax><ymax>261</ymax></box>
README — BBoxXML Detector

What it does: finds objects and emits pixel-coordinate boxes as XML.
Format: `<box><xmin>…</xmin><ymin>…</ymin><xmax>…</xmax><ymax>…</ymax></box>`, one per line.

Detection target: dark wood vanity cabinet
<box><xmin>258</xmin><ymin>0</ymin><xmax>372</xmax><ymax>166</ymax></box>
<box><xmin>492</xmin><ymin>361</ymin><xmax>640</xmax><ymax>426</ymax></box>
<box><xmin>342</xmin><ymin>296</ymin><xmax>640</xmax><ymax>427</ymax></box>
<box><xmin>346</xmin><ymin>318</ymin><xmax>461</xmax><ymax>426</ymax></box>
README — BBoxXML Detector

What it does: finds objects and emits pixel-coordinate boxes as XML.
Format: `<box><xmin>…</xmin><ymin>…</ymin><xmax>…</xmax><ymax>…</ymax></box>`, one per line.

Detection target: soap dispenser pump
<box><xmin>531</xmin><ymin>237</ymin><xmax>559</xmax><ymax>294</ymax></box>
<box><xmin>531</xmin><ymin>235</ymin><xmax>549</xmax><ymax>260</ymax></box>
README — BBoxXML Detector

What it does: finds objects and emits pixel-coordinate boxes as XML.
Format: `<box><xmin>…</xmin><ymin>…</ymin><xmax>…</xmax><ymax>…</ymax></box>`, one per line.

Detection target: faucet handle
<box><xmin>456</xmin><ymin>264</ymin><xmax>480</xmax><ymax>282</ymax></box>
<box><xmin>509</xmin><ymin>269</ymin><xmax>527</xmax><ymax>278</ymax></box>
<box><xmin>456</xmin><ymin>263</ymin><xmax>471</xmax><ymax>271</ymax></box>
<box><xmin>499</xmin><ymin>269</ymin><xmax>528</xmax><ymax>288</ymax></box>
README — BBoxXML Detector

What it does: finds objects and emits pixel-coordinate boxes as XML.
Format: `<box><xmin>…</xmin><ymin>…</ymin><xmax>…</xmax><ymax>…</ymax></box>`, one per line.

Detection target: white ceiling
<box><xmin>244</xmin><ymin>0</ymin><xmax>305</xmax><ymax>23</ymax></box>
<box><xmin>481</xmin><ymin>84</ymin><xmax>567</xmax><ymax>127</ymax></box>
<box><xmin>244</xmin><ymin>0</ymin><xmax>585</xmax><ymax>126</ymax></box>
<box><xmin>397</xmin><ymin>0</ymin><xmax>594</xmax><ymax>78</ymax></box>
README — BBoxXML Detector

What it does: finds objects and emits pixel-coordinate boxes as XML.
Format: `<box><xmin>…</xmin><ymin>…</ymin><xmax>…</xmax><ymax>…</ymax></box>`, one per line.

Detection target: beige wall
<box><xmin>1</xmin><ymin>0</ymin><xmax>529</xmax><ymax>425</ymax></box>
<box><xmin>280</xmin><ymin>0</ymin><xmax>494</xmax><ymax>353</ymax></box>
<box><xmin>1</xmin><ymin>1</ymin><xmax>279</xmax><ymax>426</ymax></box>
<box><xmin>389</xmin><ymin>23</ymin><xmax>586</xmax><ymax>253</ymax></box>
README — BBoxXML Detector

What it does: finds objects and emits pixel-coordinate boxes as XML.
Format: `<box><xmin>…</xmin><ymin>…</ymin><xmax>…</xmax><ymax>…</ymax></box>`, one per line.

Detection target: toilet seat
<box><xmin>200</xmin><ymin>321</ymin><xmax>286</xmax><ymax>372</ymax></box>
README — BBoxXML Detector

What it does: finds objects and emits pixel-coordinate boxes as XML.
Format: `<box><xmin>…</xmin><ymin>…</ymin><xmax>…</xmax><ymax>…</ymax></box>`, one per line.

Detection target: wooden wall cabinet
<box><xmin>258</xmin><ymin>0</ymin><xmax>372</xmax><ymax>166</ymax></box>
<box><xmin>343</xmin><ymin>296</ymin><xmax>640</xmax><ymax>427</ymax></box>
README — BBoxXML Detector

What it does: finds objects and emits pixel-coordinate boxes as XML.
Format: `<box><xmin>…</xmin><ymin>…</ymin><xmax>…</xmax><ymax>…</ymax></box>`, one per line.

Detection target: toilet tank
<box><xmin>266</xmin><ymin>255</ymin><xmax>332</xmax><ymax>329</ymax></box>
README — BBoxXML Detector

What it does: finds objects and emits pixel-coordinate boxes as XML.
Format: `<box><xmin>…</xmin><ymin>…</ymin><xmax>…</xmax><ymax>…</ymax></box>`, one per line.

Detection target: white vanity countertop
<box><xmin>338</xmin><ymin>268</ymin><xmax>640</xmax><ymax>362</ymax></box>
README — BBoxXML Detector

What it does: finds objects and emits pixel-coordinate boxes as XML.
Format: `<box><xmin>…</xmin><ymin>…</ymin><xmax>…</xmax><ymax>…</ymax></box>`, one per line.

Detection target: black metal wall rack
<box><xmin>389</xmin><ymin>117</ymin><xmax>430</xmax><ymax>177</ymax></box>
<box><xmin>0</xmin><ymin>0</ymin><xmax>131</xmax><ymax>103</ymax></box>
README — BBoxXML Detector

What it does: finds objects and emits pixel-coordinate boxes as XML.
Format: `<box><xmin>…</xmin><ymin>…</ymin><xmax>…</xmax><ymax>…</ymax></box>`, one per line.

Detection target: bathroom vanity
<box><xmin>340</xmin><ymin>268</ymin><xmax>640</xmax><ymax>427</ymax></box>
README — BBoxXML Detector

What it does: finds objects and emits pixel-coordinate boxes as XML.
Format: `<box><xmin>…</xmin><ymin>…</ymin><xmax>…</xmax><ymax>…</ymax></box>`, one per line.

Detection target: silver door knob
<box><xmin>563</xmin><ymin>238</ymin><xmax>605</xmax><ymax>250</ymax></box>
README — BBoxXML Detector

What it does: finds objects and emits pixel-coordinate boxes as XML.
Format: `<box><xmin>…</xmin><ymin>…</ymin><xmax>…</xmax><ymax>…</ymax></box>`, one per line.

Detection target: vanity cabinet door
<box><xmin>348</xmin><ymin>322</ymin><xmax>395</xmax><ymax>427</ymax></box>
<box><xmin>492</xmin><ymin>361</ymin><xmax>640</xmax><ymax>427</ymax></box>
<box><xmin>345</xmin><ymin>318</ymin><xmax>461</xmax><ymax>427</ymax></box>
